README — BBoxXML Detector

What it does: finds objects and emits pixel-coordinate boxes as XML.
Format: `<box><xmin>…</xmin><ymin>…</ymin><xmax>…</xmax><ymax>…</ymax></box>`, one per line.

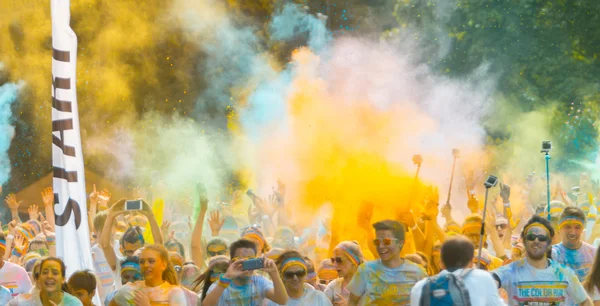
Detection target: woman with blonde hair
<box><xmin>324</xmin><ymin>241</ymin><xmax>364</xmax><ymax>305</ymax></box>
<box><xmin>110</xmin><ymin>244</ymin><xmax>185</xmax><ymax>305</ymax></box>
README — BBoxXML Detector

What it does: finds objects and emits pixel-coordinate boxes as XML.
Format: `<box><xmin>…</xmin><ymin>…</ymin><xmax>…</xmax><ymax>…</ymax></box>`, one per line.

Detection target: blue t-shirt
<box><xmin>347</xmin><ymin>259</ymin><xmax>427</xmax><ymax>306</ymax></box>
<box><xmin>552</xmin><ymin>242</ymin><xmax>597</xmax><ymax>282</ymax></box>
<box><xmin>0</xmin><ymin>285</ymin><xmax>12</xmax><ymax>305</ymax></box>
<box><xmin>207</xmin><ymin>275</ymin><xmax>274</xmax><ymax>306</ymax></box>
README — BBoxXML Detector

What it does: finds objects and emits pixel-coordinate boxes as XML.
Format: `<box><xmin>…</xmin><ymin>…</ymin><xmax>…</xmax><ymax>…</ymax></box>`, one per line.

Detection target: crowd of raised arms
<box><xmin>3</xmin><ymin>175</ymin><xmax>600</xmax><ymax>306</ymax></box>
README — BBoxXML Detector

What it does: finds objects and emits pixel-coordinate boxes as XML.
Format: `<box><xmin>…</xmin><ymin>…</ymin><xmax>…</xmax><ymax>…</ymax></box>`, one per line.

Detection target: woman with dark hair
<box><xmin>111</xmin><ymin>244</ymin><xmax>185</xmax><ymax>305</ymax></box>
<box><xmin>8</xmin><ymin>256</ymin><xmax>82</xmax><ymax>305</ymax></box>
<box><xmin>267</xmin><ymin>250</ymin><xmax>331</xmax><ymax>305</ymax></box>
<box><xmin>191</xmin><ymin>255</ymin><xmax>230</xmax><ymax>301</ymax></box>
<box><xmin>583</xmin><ymin>246</ymin><xmax>600</xmax><ymax>304</ymax></box>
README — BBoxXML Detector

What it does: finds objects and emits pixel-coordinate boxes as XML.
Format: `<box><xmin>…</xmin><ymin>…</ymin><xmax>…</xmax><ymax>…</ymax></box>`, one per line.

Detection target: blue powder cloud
<box><xmin>0</xmin><ymin>82</ymin><xmax>19</xmax><ymax>185</ymax></box>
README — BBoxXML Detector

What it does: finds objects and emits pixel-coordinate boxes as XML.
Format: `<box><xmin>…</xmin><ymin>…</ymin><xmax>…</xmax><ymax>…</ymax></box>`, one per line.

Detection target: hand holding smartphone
<box><xmin>125</xmin><ymin>200</ymin><xmax>142</xmax><ymax>211</ymax></box>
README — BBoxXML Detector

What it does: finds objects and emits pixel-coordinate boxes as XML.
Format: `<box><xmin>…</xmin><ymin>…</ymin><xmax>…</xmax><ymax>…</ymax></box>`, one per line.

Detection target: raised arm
<box><xmin>5</xmin><ymin>193</ymin><xmax>22</xmax><ymax>222</ymax></box>
<box><xmin>141</xmin><ymin>200</ymin><xmax>163</xmax><ymax>246</ymax></box>
<box><xmin>191</xmin><ymin>186</ymin><xmax>209</xmax><ymax>266</ymax></box>
<box><xmin>41</xmin><ymin>187</ymin><xmax>55</xmax><ymax>230</ymax></box>
<box><xmin>101</xmin><ymin>199</ymin><xmax>125</xmax><ymax>271</ymax></box>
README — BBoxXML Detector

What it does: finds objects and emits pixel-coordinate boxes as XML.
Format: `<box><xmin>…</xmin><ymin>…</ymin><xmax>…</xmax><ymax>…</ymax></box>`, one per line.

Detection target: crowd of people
<box><xmin>1</xmin><ymin>174</ymin><xmax>600</xmax><ymax>305</ymax></box>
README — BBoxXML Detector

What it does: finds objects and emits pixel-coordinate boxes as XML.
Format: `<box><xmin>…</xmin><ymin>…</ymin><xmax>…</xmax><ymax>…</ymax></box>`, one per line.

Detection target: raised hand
<box><xmin>5</xmin><ymin>194</ymin><xmax>22</xmax><ymax>211</ymax></box>
<box><xmin>98</xmin><ymin>189</ymin><xmax>112</xmax><ymax>208</ymax></box>
<box><xmin>500</xmin><ymin>183</ymin><xmax>511</xmax><ymax>203</ymax></box>
<box><xmin>89</xmin><ymin>184</ymin><xmax>99</xmax><ymax>204</ymax></box>
<box><xmin>13</xmin><ymin>235</ymin><xmax>26</xmax><ymax>251</ymax></box>
<box><xmin>261</xmin><ymin>257</ymin><xmax>278</xmax><ymax>274</ymax></box>
<box><xmin>441</xmin><ymin>204</ymin><xmax>452</xmax><ymax>219</ymax></box>
<box><xmin>208</xmin><ymin>210</ymin><xmax>225</xmax><ymax>235</ymax></box>
<box><xmin>8</xmin><ymin>219</ymin><xmax>18</xmax><ymax>235</ymax></box>
<box><xmin>41</xmin><ymin>187</ymin><xmax>54</xmax><ymax>208</ymax></box>
<box><xmin>27</xmin><ymin>205</ymin><xmax>39</xmax><ymax>221</ymax></box>
<box><xmin>467</xmin><ymin>193</ymin><xmax>479</xmax><ymax>214</ymax></box>
<box><xmin>223</xmin><ymin>258</ymin><xmax>246</xmax><ymax>279</ymax></box>
<box><xmin>161</xmin><ymin>220</ymin><xmax>171</xmax><ymax>239</ymax></box>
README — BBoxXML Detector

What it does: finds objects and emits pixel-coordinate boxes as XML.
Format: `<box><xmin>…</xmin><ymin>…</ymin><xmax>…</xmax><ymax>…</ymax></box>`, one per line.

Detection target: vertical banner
<box><xmin>51</xmin><ymin>0</ymin><xmax>94</xmax><ymax>278</ymax></box>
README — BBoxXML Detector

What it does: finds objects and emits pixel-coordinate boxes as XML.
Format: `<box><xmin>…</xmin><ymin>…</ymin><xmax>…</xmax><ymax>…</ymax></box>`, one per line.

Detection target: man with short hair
<box><xmin>348</xmin><ymin>220</ymin><xmax>427</xmax><ymax>306</ymax></box>
<box><xmin>202</xmin><ymin>239</ymin><xmax>288</xmax><ymax>306</ymax></box>
<box><xmin>492</xmin><ymin>215</ymin><xmax>593</xmax><ymax>306</ymax></box>
<box><xmin>100</xmin><ymin>199</ymin><xmax>163</xmax><ymax>291</ymax></box>
<box><xmin>68</xmin><ymin>270</ymin><xmax>98</xmax><ymax>306</ymax></box>
<box><xmin>552</xmin><ymin>206</ymin><xmax>597</xmax><ymax>282</ymax></box>
<box><xmin>410</xmin><ymin>235</ymin><xmax>506</xmax><ymax>306</ymax></box>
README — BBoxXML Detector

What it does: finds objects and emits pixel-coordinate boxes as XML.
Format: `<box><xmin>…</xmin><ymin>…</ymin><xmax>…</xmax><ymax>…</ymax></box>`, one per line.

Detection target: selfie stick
<box><xmin>446</xmin><ymin>150</ymin><xmax>459</xmax><ymax>207</ymax></box>
<box><xmin>545</xmin><ymin>152</ymin><xmax>551</xmax><ymax>221</ymax></box>
<box><xmin>478</xmin><ymin>175</ymin><xmax>498</xmax><ymax>269</ymax></box>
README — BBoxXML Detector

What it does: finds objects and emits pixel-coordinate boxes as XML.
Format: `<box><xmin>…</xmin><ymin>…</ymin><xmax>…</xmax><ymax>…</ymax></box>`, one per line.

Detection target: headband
<box><xmin>0</xmin><ymin>239</ymin><xmax>5</xmax><ymax>252</ymax></box>
<box><xmin>17</xmin><ymin>226</ymin><xmax>34</xmax><ymax>241</ymax></box>
<box><xmin>335</xmin><ymin>245</ymin><xmax>361</xmax><ymax>266</ymax></box>
<box><xmin>281</xmin><ymin>257</ymin><xmax>307</xmax><ymax>273</ymax></box>
<box><xmin>550</xmin><ymin>206</ymin><xmax>564</xmax><ymax>215</ymax></box>
<box><xmin>243</xmin><ymin>232</ymin><xmax>265</xmax><ymax>251</ymax></box>
<box><xmin>121</xmin><ymin>262</ymin><xmax>141</xmax><ymax>274</ymax></box>
<box><xmin>524</xmin><ymin>222</ymin><xmax>549</xmax><ymax>235</ymax></box>
<box><xmin>559</xmin><ymin>216</ymin><xmax>584</xmax><ymax>230</ymax></box>
<box><xmin>317</xmin><ymin>269</ymin><xmax>338</xmax><ymax>280</ymax></box>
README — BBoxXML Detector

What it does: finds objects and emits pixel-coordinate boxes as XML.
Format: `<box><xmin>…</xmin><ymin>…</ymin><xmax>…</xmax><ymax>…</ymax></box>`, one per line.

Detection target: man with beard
<box><xmin>552</xmin><ymin>207</ymin><xmax>597</xmax><ymax>282</ymax></box>
<box><xmin>492</xmin><ymin>215</ymin><xmax>592</xmax><ymax>306</ymax></box>
<box><xmin>348</xmin><ymin>220</ymin><xmax>427</xmax><ymax>306</ymax></box>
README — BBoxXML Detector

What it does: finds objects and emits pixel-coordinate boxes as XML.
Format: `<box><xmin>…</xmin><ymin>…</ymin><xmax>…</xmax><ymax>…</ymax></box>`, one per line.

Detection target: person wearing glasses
<box><xmin>266</xmin><ymin>250</ymin><xmax>331</xmax><ymax>305</ymax></box>
<box><xmin>552</xmin><ymin>207</ymin><xmax>597</xmax><ymax>282</ymax></box>
<box><xmin>348</xmin><ymin>220</ymin><xmax>427</xmax><ymax>306</ymax></box>
<box><xmin>202</xmin><ymin>239</ymin><xmax>288</xmax><ymax>306</ymax></box>
<box><xmin>325</xmin><ymin>241</ymin><xmax>364</xmax><ymax>305</ymax></box>
<box><xmin>491</xmin><ymin>215</ymin><xmax>593</xmax><ymax>306</ymax></box>
<box><xmin>169</xmin><ymin>251</ymin><xmax>198</xmax><ymax>305</ymax></box>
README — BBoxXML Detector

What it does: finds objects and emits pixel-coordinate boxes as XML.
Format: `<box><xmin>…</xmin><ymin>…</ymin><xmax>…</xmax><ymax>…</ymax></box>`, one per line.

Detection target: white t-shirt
<box><xmin>551</xmin><ymin>242</ymin><xmax>597</xmax><ymax>282</ymax></box>
<box><xmin>410</xmin><ymin>269</ymin><xmax>507</xmax><ymax>306</ymax></box>
<box><xmin>0</xmin><ymin>260</ymin><xmax>33</xmax><ymax>297</ymax></box>
<box><xmin>207</xmin><ymin>275</ymin><xmax>274</xmax><ymax>306</ymax></box>
<box><xmin>91</xmin><ymin>243</ymin><xmax>116</xmax><ymax>303</ymax></box>
<box><xmin>113</xmin><ymin>280</ymin><xmax>186</xmax><ymax>305</ymax></box>
<box><xmin>347</xmin><ymin>259</ymin><xmax>427</xmax><ymax>306</ymax></box>
<box><xmin>8</xmin><ymin>291</ymin><xmax>83</xmax><ymax>306</ymax></box>
<box><xmin>492</xmin><ymin>258</ymin><xmax>588</xmax><ymax>306</ymax></box>
<box><xmin>266</xmin><ymin>283</ymin><xmax>331</xmax><ymax>306</ymax></box>
<box><xmin>324</xmin><ymin>278</ymin><xmax>350</xmax><ymax>304</ymax></box>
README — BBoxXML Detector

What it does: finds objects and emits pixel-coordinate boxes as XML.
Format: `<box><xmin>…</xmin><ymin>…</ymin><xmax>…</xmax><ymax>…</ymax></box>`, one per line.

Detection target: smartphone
<box><xmin>242</xmin><ymin>258</ymin><xmax>264</xmax><ymax>271</ymax></box>
<box><xmin>125</xmin><ymin>200</ymin><xmax>142</xmax><ymax>210</ymax></box>
<box><xmin>484</xmin><ymin>175</ymin><xmax>498</xmax><ymax>188</ymax></box>
<box><xmin>572</xmin><ymin>186</ymin><xmax>581</xmax><ymax>193</ymax></box>
<box><xmin>246</xmin><ymin>189</ymin><xmax>255</xmax><ymax>197</ymax></box>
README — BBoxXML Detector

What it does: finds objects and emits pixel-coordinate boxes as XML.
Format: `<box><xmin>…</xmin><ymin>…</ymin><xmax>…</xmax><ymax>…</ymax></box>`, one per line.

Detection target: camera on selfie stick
<box><xmin>541</xmin><ymin>141</ymin><xmax>552</xmax><ymax>220</ymax></box>
<box><xmin>477</xmin><ymin>175</ymin><xmax>498</xmax><ymax>269</ymax></box>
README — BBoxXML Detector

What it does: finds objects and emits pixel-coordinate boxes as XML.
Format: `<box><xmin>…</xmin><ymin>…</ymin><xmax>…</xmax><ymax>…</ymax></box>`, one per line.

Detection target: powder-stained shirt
<box><xmin>492</xmin><ymin>258</ymin><xmax>588</xmax><ymax>306</ymax></box>
<box><xmin>266</xmin><ymin>283</ymin><xmax>332</xmax><ymax>306</ymax></box>
<box><xmin>207</xmin><ymin>275</ymin><xmax>274</xmax><ymax>306</ymax></box>
<box><xmin>113</xmin><ymin>281</ymin><xmax>186</xmax><ymax>306</ymax></box>
<box><xmin>91</xmin><ymin>243</ymin><xmax>116</xmax><ymax>303</ymax></box>
<box><xmin>551</xmin><ymin>242</ymin><xmax>597</xmax><ymax>282</ymax></box>
<box><xmin>0</xmin><ymin>260</ymin><xmax>33</xmax><ymax>297</ymax></box>
<box><xmin>0</xmin><ymin>286</ymin><xmax>12</xmax><ymax>305</ymax></box>
<box><xmin>347</xmin><ymin>259</ymin><xmax>427</xmax><ymax>306</ymax></box>
<box><xmin>7</xmin><ymin>291</ymin><xmax>83</xmax><ymax>306</ymax></box>
<box><xmin>324</xmin><ymin>278</ymin><xmax>351</xmax><ymax>304</ymax></box>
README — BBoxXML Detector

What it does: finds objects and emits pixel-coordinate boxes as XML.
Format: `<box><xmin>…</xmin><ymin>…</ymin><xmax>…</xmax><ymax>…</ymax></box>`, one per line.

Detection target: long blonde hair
<box><xmin>143</xmin><ymin>244</ymin><xmax>179</xmax><ymax>285</ymax></box>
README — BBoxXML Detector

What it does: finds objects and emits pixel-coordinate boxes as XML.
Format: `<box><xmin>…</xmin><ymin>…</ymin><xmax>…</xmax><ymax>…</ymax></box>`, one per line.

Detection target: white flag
<box><xmin>51</xmin><ymin>0</ymin><xmax>94</xmax><ymax>278</ymax></box>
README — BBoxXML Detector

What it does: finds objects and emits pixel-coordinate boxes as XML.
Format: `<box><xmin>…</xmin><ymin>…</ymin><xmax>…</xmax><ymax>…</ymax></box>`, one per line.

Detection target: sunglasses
<box><xmin>319</xmin><ymin>279</ymin><xmax>331</xmax><ymax>285</ymax></box>
<box><xmin>496</xmin><ymin>224</ymin><xmax>508</xmax><ymax>229</ymax></box>
<box><xmin>284</xmin><ymin>270</ymin><xmax>307</xmax><ymax>279</ymax></box>
<box><xmin>331</xmin><ymin>257</ymin><xmax>344</xmax><ymax>264</ymax></box>
<box><xmin>525</xmin><ymin>234</ymin><xmax>549</xmax><ymax>242</ymax></box>
<box><xmin>373</xmin><ymin>238</ymin><xmax>399</xmax><ymax>246</ymax></box>
<box><xmin>208</xmin><ymin>250</ymin><xmax>227</xmax><ymax>257</ymax></box>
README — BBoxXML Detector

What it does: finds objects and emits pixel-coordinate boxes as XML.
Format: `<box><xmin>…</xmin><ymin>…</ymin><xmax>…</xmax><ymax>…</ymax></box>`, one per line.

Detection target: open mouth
<box><xmin>45</xmin><ymin>280</ymin><xmax>56</xmax><ymax>287</ymax></box>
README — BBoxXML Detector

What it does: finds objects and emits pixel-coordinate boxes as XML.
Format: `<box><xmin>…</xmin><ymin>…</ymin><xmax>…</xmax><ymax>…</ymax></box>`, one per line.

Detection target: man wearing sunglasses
<box><xmin>551</xmin><ymin>207</ymin><xmax>597</xmax><ymax>282</ymax></box>
<box><xmin>491</xmin><ymin>215</ymin><xmax>593</xmax><ymax>306</ymax></box>
<box><xmin>348</xmin><ymin>220</ymin><xmax>427</xmax><ymax>306</ymax></box>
